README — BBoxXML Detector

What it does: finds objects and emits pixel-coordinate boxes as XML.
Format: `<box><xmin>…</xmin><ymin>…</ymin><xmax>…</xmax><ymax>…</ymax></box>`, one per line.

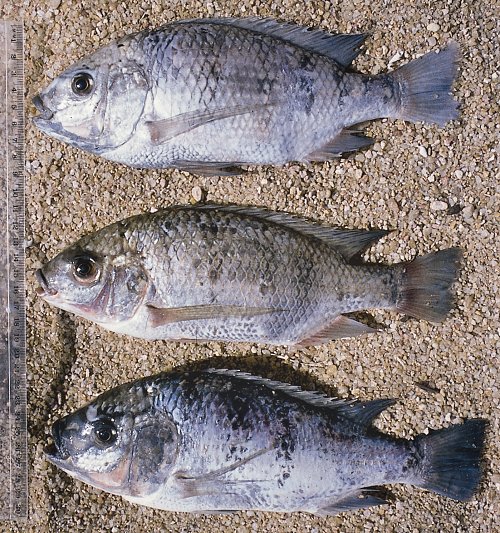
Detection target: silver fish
<box><xmin>33</xmin><ymin>18</ymin><xmax>459</xmax><ymax>174</ymax></box>
<box><xmin>35</xmin><ymin>205</ymin><xmax>461</xmax><ymax>346</ymax></box>
<box><xmin>46</xmin><ymin>369</ymin><xmax>486</xmax><ymax>514</ymax></box>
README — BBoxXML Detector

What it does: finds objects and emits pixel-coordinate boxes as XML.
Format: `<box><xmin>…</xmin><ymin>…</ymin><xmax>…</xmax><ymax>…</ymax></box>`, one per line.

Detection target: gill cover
<box><xmin>126</xmin><ymin>417</ymin><xmax>180</xmax><ymax>496</ymax></box>
<box><xmin>93</xmin><ymin>263</ymin><xmax>150</xmax><ymax>323</ymax></box>
<box><xmin>101</xmin><ymin>62</ymin><xmax>149</xmax><ymax>149</ymax></box>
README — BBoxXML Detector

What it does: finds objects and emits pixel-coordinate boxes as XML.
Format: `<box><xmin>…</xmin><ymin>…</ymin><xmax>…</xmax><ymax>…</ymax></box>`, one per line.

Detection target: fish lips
<box><xmin>45</xmin><ymin>419</ymin><xmax>70</xmax><ymax>465</ymax></box>
<box><xmin>32</xmin><ymin>94</ymin><xmax>63</xmax><ymax>137</ymax></box>
<box><xmin>32</xmin><ymin>94</ymin><xmax>54</xmax><ymax>121</ymax></box>
<box><xmin>35</xmin><ymin>268</ymin><xmax>58</xmax><ymax>298</ymax></box>
<box><xmin>32</xmin><ymin>101</ymin><xmax>66</xmax><ymax>139</ymax></box>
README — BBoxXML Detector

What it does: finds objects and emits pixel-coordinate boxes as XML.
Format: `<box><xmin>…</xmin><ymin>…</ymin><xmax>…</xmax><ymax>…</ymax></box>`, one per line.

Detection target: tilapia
<box><xmin>46</xmin><ymin>369</ymin><xmax>486</xmax><ymax>514</ymax></box>
<box><xmin>32</xmin><ymin>18</ymin><xmax>459</xmax><ymax>174</ymax></box>
<box><xmin>35</xmin><ymin>205</ymin><xmax>461</xmax><ymax>346</ymax></box>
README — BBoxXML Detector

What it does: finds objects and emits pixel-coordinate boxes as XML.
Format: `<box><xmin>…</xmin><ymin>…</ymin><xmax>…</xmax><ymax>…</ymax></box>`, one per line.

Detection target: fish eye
<box><xmin>72</xmin><ymin>255</ymin><xmax>99</xmax><ymax>283</ymax></box>
<box><xmin>93</xmin><ymin>419</ymin><xmax>117</xmax><ymax>446</ymax></box>
<box><xmin>71</xmin><ymin>73</ymin><xmax>94</xmax><ymax>95</ymax></box>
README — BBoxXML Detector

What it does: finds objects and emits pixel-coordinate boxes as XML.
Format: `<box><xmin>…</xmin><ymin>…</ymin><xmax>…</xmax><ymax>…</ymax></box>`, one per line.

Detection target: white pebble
<box><xmin>388</xmin><ymin>51</ymin><xmax>403</xmax><ymax>67</ymax></box>
<box><xmin>419</xmin><ymin>146</ymin><xmax>428</xmax><ymax>157</ymax></box>
<box><xmin>427</xmin><ymin>22</ymin><xmax>440</xmax><ymax>32</ymax></box>
<box><xmin>430</xmin><ymin>200</ymin><xmax>448</xmax><ymax>211</ymax></box>
<box><xmin>462</xmin><ymin>205</ymin><xmax>474</xmax><ymax>219</ymax></box>
<box><xmin>191</xmin><ymin>186</ymin><xmax>203</xmax><ymax>202</ymax></box>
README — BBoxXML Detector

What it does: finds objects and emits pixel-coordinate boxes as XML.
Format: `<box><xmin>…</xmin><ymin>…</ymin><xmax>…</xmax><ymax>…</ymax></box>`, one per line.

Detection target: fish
<box><xmin>32</xmin><ymin>18</ymin><xmax>460</xmax><ymax>175</ymax></box>
<box><xmin>35</xmin><ymin>205</ymin><xmax>462</xmax><ymax>346</ymax></box>
<box><xmin>45</xmin><ymin>368</ymin><xmax>487</xmax><ymax>514</ymax></box>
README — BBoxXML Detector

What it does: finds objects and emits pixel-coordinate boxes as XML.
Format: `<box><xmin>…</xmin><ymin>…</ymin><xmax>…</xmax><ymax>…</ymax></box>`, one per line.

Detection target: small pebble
<box><xmin>427</xmin><ymin>22</ymin><xmax>440</xmax><ymax>32</ymax></box>
<box><xmin>462</xmin><ymin>205</ymin><xmax>475</xmax><ymax>219</ymax></box>
<box><xmin>191</xmin><ymin>186</ymin><xmax>203</xmax><ymax>202</ymax></box>
<box><xmin>419</xmin><ymin>146</ymin><xmax>428</xmax><ymax>157</ymax></box>
<box><xmin>388</xmin><ymin>51</ymin><xmax>403</xmax><ymax>67</ymax></box>
<box><xmin>430</xmin><ymin>200</ymin><xmax>448</xmax><ymax>211</ymax></box>
<box><xmin>388</xmin><ymin>198</ymin><xmax>399</xmax><ymax>213</ymax></box>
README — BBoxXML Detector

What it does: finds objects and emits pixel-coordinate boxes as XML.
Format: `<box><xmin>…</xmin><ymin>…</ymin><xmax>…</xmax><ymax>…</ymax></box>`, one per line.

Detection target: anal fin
<box><xmin>306</xmin><ymin>128</ymin><xmax>373</xmax><ymax>161</ymax></box>
<box><xmin>296</xmin><ymin>315</ymin><xmax>376</xmax><ymax>347</ymax></box>
<box><xmin>316</xmin><ymin>487</ymin><xmax>390</xmax><ymax>516</ymax></box>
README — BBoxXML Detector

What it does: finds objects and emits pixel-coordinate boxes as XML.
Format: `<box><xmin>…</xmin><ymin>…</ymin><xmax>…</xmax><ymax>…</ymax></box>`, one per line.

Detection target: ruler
<box><xmin>0</xmin><ymin>20</ymin><xmax>27</xmax><ymax>520</ymax></box>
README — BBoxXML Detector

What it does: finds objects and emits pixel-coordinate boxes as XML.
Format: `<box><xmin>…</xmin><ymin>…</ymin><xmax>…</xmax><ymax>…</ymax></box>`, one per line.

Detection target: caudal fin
<box><xmin>396</xmin><ymin>248</ymin><xmax>462</xmax><ymax>322</ymax></box>
<box><xmin>416</xmin><ymin>419</ymin><xmax>487</xmax><ymax>501</ymax></box>
<box><xmin>392</xmin><ymin>42</ymin><xmax>460</xmax><ymax>126</ymax></box>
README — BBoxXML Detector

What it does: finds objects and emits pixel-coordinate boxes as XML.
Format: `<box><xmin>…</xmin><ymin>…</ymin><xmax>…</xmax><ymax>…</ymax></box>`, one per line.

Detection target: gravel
<box><xmin>1</xmin><ymin>0</ymin><xmax>498</xmax><ymax>531</ymax></box>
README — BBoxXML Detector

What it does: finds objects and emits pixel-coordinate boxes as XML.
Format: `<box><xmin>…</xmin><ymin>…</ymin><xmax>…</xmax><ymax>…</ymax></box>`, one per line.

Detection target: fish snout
<box><xmin>32</xmin><ymin>94</ymin><xmax>54</xmax><ymax>120</ymax></box>
<box><xmin>46</xmin><ymin>418</ymin><xmax>70</xmax><ymax>461</ymax></box>
<box><xmin>35</xmin><ymin>268</ymin><xmax>57</xmax><ymax>297</ymax></box>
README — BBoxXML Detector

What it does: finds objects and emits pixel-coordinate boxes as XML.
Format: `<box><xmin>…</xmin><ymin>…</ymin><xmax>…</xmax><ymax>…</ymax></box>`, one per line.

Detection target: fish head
<box><xmin>32</xmin><ymin>39</ymin><xmax>149</xmax><ymax>154</ymax></box>
<box><xmin>35</xmin><ymin>230</ymin><xmax>150</xmax><ymax>325</ymax></box>
<box><xmin>46</xmin><ymin>379</ymin><xmax>180</xmax><ymax>497</ymax></box>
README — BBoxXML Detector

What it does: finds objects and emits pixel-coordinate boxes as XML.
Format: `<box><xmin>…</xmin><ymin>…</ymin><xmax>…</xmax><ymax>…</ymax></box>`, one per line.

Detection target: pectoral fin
<box><xmin>174</xmin><ymin>446</ymin><xmax>273</xmax><ymax>499</ymax></box>
<box><xmin>146</xmin><ymin>304</ymin><xmax>279</xmax><ymax>328</ymax></box>
<box><xmin>145</xmin><ymin>103</ymin><xmax>273</xmax><ymax>145</ymax></box>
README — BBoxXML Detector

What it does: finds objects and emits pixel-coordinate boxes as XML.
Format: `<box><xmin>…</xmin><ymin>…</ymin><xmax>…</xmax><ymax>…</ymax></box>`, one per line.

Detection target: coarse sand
<box><xmin>1</xmin><ymin>0</ymin><xmax>498</xmax><ymax>531</ymax></box>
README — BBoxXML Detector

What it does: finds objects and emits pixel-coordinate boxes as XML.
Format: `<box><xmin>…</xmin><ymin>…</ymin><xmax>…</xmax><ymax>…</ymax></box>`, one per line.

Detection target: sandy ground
<box><xmin>0</xmin><ymin>0</ymin><xmax>498</xmax><ymax>531</ymax></box>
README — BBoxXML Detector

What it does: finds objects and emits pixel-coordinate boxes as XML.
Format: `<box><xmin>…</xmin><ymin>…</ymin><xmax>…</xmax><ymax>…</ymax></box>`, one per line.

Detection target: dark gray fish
<box><xmin>46</xmin><ymin>369</ymin><xmax>486</xmax><ymax>514</ymax></box>
<box><xmin>33</xmin><ymin>18</ymin><xmax>460</xmax><ymax>174</ymax></box>
<box><xmin>35</xmin><ymin>205</ymin><xmax>462</xmax><ymax>345</ymax></box>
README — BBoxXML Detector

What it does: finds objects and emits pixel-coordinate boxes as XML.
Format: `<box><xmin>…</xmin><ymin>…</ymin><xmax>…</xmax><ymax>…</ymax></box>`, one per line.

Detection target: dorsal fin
<box><xmin>205</xmin><ymin>369</ymin><xmax>395</xmax><ymax>430</ymax></box>
<box><xmin>187</xmin><ymin>204</ymin><xmax>390</xmax><ymax>260</ymax></box>
<box><xmin>199</xmin><ymin>18</ymin><xmax>368</xmax><ymax>68</ymax></box>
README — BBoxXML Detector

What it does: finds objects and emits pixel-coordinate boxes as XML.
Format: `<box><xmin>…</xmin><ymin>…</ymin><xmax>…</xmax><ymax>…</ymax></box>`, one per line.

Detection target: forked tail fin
<box><xmin>396</xmin><ymin>248</ymin><xmax>462</xmax><ymax>322</ymax></box>
<box><xmin>391</xmin><ymin>42</ymin><xmax>460</xmax><ymax>126</ymax></box>
<box><xmin>415</xmin><ymin>419</ymin><xmax>487</xmax><ymax>501</ymax></box>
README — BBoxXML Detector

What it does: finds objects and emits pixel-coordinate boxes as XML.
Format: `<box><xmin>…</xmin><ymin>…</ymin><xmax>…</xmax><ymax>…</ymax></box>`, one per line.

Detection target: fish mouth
<box><xmin>45</xmin><ymin>419</ymin><xmax>70</xmax><ymax>462</ymax></box>
<box><xmin>35</xmin><ymin>268</ymin><xmax>58</xmax><ymax>297</ymax></box>
<box><xmin>32</xmin><ymin>94</ymin><xmax>54</xmax><ymax>121</ymax></box>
